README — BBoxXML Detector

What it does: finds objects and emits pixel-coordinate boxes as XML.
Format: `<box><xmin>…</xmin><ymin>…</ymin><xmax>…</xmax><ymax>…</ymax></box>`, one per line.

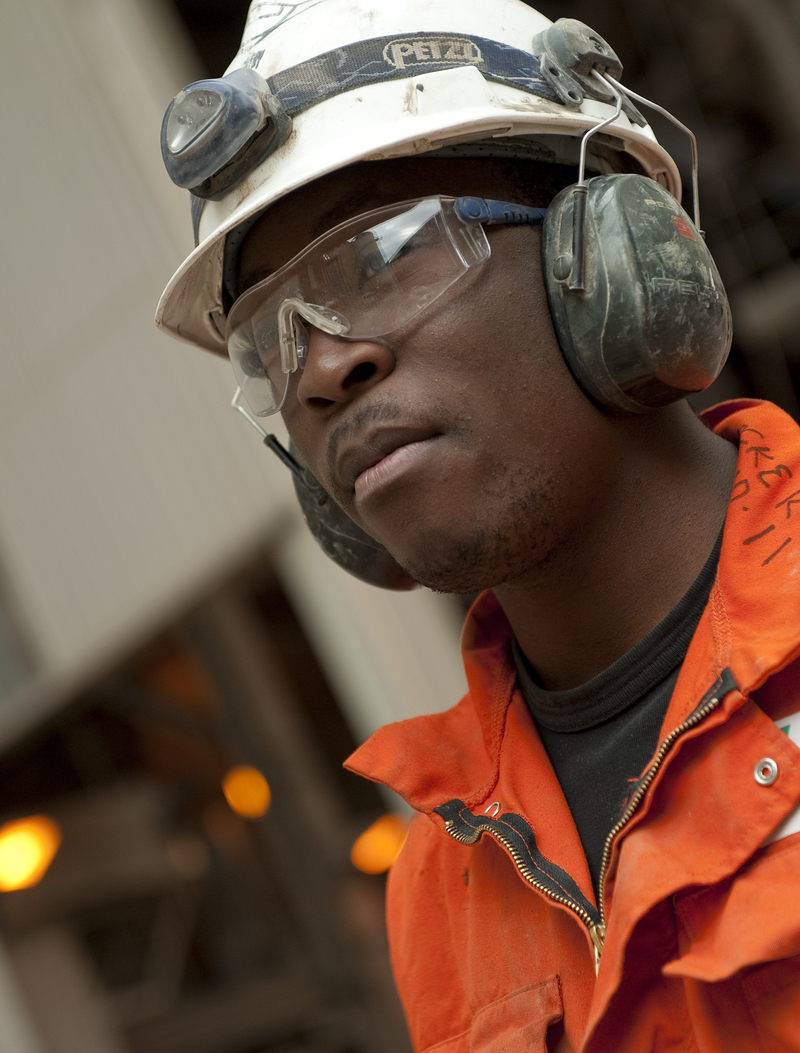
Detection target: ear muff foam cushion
<box><xmin>542</xmin><ymin>174</ymin><xmax>732</xmax><ymax>415</ymax></box>
<box><xmin>289</xmin><ymin>441</ymin><xmax>418</xmax><ymax>590</ymax></box>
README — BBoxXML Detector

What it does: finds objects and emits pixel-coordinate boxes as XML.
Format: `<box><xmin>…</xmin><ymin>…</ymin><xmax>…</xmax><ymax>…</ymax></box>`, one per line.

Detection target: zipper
<box><xmin>435</xmin><ymin>800</ymin><xmax>604</xmax><ymax>972</ymax></box>
<box><xmin>444</xmin><ymin>810</ymin><xmax>600</xmax><ymax>932</ymax></box>
<box><xmin>595</xmin><ymin>671</ymin><xmax>735</xmax><ymax>934</ymax></box>
<box><xmin>435</xmin><ymin>669</ymin><xmax>737</xmax><ymax>977</ymax></box>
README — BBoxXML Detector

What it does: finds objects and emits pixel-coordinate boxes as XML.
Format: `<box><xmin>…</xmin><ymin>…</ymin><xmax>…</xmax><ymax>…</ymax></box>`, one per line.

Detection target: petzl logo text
<box><xmin>382</xmin><ymin>38</ymin><xmax>483</xmax><ymax>71</ymax></box>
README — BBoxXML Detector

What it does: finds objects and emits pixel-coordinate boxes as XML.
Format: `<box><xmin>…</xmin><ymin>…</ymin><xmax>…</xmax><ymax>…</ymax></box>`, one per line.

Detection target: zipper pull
<box><xmin>590</xmin><ymin>923</ymin><xmax>606</xmax><ymax>975</ymax></box>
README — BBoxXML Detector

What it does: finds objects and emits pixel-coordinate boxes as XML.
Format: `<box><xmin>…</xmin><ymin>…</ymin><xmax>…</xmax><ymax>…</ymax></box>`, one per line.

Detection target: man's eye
<box><xmin>356</xmin><ymin>240</ymin><xmax>418</xmax><ymax>287</ymax></box>
<box><xmin>354</xmin><ymin>249</ymin><xmax>385</xmax><ymax>283</ymax></box>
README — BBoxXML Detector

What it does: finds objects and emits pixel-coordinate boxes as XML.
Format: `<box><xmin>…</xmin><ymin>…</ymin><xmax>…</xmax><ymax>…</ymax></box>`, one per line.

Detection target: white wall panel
<box><xmin>277</xmin><ymin>527</ymin><xmax>468</xmax><ymax>742</ymax></box>
<box><xmin>0</xmin><ymin>0</ymin><xmax>465</xmax><ymax>750</ymax></box>
<box><xmin>0</xmin><ymin>0</ymin><xmax>295</xmax><ymax>722</ymax></box>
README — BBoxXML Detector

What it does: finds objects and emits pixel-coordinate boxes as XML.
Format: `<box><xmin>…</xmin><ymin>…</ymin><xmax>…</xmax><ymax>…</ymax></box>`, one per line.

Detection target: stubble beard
<box><xmin>391</xmin><ymin>480</ymin><xmax>556</xmax><ymax>595</ymax></box>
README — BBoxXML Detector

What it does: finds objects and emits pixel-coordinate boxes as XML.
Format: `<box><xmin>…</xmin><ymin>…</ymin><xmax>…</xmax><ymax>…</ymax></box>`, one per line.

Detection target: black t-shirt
<box><xmin>513</xmin><ymin>533</ymin><xmax>722</xmax><ymax>896</ymax></box>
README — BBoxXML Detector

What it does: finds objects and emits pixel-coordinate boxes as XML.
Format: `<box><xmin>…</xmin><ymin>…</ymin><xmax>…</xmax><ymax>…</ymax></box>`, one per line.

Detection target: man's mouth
<box><xmin>335</xmin><ymin>426</ymin><xmax>441</xmax><ymax>496</ymax></box>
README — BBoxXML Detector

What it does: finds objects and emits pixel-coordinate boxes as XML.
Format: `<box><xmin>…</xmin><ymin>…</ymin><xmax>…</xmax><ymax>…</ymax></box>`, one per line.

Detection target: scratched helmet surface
<box><xmin>155</xmin><ymin>0</ymin><xmax>681</xmax><ymax>355</ymax></box>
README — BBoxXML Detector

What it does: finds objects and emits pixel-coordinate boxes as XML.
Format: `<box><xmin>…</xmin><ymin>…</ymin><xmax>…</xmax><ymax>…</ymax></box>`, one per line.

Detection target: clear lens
<box><xmin>228</xmin><ymin>322</ymin><xmax>288</xmax><ymax>416</ymax></box>
<box><xmin>227</xmin><ymin>197</ymin><xmax>491</xmax><ymax>416</ymax></box>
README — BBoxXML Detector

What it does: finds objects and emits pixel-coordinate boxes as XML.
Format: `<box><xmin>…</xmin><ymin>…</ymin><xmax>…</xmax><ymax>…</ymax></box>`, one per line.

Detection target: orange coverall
<box><xmin>348</xmin><ymin>400</ymin><xmax>800</xmax><ymax>1052</ymax></box>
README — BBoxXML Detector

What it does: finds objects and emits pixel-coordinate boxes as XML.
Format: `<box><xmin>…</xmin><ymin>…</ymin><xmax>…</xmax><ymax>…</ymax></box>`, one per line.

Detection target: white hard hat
<box><xmin>155</xmin><ymin>0</ymin><xmax>682</xmax><ymax>356</ymax></box>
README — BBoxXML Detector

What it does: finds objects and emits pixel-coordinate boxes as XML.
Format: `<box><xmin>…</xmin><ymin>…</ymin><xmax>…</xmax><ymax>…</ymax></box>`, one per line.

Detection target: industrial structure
<box><xmin>0</xmin><ymin>0</ymin><xmax>798</xmax><ymax>1050</ymax></box>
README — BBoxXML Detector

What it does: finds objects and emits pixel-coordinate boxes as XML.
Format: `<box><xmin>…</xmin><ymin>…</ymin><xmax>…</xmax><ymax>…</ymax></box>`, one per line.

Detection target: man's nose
<box><xmin>294</xmin><ymin>327</ymin><xmax>395</xmax><ymax>412</ymax></box>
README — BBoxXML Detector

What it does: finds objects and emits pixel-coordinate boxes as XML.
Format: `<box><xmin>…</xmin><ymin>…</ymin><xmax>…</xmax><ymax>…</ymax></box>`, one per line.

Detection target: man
<box><xmin>157</xmin><ymin>1</ymin><xmax>800</xmax><ymax>1049</ymax></box>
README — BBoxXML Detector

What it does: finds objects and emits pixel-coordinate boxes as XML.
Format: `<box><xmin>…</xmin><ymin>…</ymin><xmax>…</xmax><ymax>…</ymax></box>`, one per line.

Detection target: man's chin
<box><xmin>389</xmin><ymin>535</ymin><xmax>532</xmax><ymax>596</ymax></box>
<box><xmin>371</xmin><ymin>481</ymin><xmax>554</xmax><ymax>593</ymax></box>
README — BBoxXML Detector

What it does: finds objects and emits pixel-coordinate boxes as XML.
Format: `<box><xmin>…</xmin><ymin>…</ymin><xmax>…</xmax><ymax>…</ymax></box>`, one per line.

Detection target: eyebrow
<box><xmin>309</xmin><ymin>188</ymin><xmax>385</xmax><ymax>239</ymax></box>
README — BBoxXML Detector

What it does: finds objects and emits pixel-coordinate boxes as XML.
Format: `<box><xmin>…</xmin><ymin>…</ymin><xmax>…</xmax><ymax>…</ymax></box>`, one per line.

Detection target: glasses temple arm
<box><xmin>231</xmin><ymin>388</ymin><xmax>329</xmax><ymax>504</ymax></box>
<box><xmin>454</xmin><ymin>199</ymin><xmax>547</xmax><ymax>225</ymax></box>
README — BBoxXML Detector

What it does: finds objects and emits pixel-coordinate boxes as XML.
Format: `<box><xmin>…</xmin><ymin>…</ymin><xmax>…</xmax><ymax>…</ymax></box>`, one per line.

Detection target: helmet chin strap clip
<box><xmin>231</xmin><ymin>388</ymin><xmax>329</xmax><ymax>506</ymax></box>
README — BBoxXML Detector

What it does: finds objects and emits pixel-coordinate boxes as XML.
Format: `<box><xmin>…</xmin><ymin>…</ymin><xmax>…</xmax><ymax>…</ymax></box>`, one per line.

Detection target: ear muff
<box><xmin>288</xmin><ymin>441</ymin><xmax>418</xmax><ymax>590</ymax></box>
<box><xmin>272</xmin><ymin>174</ymin><xmax>732</xmax><ymax>588</ymax></box>
<box><xmin>542</xmin><ymin>173</ymin><xmax>732</xmax><ymax>414</ymax></box>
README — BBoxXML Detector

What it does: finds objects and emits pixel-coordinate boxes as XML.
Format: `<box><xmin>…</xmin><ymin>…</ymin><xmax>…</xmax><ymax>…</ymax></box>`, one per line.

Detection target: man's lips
<box><xmin>334</xmin><ymin>426</ymin><xmax>440</xmax><ymax>494</ymax></box>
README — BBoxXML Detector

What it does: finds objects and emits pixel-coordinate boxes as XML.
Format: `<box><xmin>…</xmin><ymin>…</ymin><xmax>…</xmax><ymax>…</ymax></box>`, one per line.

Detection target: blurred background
<box><xmin>0</xmin><ymin>0</ymin><xmax>799</xmax><ymax>1051</ymax></box>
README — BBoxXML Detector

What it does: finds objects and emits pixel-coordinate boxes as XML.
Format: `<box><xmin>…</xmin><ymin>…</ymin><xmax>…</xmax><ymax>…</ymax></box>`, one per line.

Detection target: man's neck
<box><xmin>493</xmin><ymin>404</ymin><xmax>739</xmax><ymax>691</ymax></box>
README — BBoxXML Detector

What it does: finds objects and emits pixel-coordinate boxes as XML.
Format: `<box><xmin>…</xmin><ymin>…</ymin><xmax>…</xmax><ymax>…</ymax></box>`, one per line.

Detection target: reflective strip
<box><xmin>776</xmin><ymin>709</ymin><xmax>800</xmax><ymax>746</ymax></box>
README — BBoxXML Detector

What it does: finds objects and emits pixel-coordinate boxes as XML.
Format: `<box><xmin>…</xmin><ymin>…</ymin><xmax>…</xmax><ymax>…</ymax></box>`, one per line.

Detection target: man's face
<box><xmin>238</xmin><ymin>157</ymin><xmax>619</xmax><ymax>593</ymax></box>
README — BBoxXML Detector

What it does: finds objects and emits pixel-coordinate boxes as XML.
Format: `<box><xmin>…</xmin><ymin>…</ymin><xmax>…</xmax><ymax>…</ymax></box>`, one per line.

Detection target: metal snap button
<box><xmin>754</xmin><ymin>758</ymin><xmax>779</xmax><ymax>785</ymax></box>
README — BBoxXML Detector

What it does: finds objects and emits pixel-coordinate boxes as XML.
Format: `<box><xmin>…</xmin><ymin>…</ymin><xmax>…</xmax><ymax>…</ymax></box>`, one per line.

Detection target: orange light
<box><xmin>0</xmin><ymin>816</ymin><xmax>61</xmax><ymax>891</ymax></box>
<box><xmin>222</xmin><ymin>765</ymin><xmax>271</xmax><ymax>818</ymax></box>
<box><xmin>351</xmin><ymin>814</ymin><xmax>408</xmax><ymax>874</ymax></box>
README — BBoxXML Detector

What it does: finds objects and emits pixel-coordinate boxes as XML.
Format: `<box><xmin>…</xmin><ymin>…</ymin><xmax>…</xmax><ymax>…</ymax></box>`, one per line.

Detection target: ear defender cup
<box><xmin>541</xmin><ymin>174</ymin><xmax>732</xmax><ymax>415</ymax></box>
<box><xmin>288</xmin><ymin>441</ymin><xmax>418</xmax><ymax>590</ymax></box>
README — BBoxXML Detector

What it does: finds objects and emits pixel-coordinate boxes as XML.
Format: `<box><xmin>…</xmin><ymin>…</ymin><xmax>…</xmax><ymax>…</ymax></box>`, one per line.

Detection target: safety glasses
<box><xmin>227</xmin><ymin>195</ymin><xmax>547</xmax><ymax>416</ymax></box>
